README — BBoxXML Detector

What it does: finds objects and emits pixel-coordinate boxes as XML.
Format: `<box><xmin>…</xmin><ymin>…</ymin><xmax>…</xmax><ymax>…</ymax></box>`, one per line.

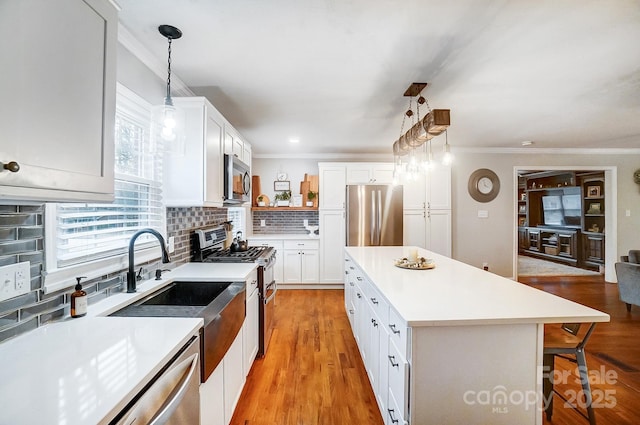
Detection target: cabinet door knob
<box><xmin>388</xmin><ymin>355</ymin><xmax>399</xmax><ymax>368</ymax></box>
<box><xmin>1</xmin><ymin>161</ymin><xmax>20</xmax><ymax>173</ymax></box>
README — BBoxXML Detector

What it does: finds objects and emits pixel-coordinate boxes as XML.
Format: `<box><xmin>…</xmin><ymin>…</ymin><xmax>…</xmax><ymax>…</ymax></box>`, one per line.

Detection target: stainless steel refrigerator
<box><xmin>346</xmin><ymin>184</ymin><xmax>403</xmax><ymax>246</ymax></box>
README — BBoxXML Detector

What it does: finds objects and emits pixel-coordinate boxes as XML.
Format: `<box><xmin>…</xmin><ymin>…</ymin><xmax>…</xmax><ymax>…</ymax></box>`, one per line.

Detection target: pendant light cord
<box><xmin>166</xmin><ymin>38</ymin><xmax>173</xmax><ymax>105</ymax></box>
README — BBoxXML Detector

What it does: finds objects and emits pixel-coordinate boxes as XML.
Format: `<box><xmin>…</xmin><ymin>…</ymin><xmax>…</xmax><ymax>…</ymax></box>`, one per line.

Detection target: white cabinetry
<box><xmin>319</xmin><ymin>164</ymin><xmax>346</xmax><ymax>209</ymax></box>
<box><xmin>200</xmin><ymin>361</ymin><xmax>225</xmax><ymax>425</ymax></box>
<box><xmin>319</xmin><ymin>210</ymin><xmax>345</xmax><ymax>283</ymax></box>
<box><xmin>283</xmin><ymin>239</ymin><xmax>319</xmax><ymax>284</ymax></box>
<box><xmin>0</xmin><ymin>0</ymin><xmax>117</xmax><ymax>202</ymax></box>
<box><xmin>243</xmin><ymin>269</ymin><xmax>259</xmax><ymax>377</ymax></box>
<box><xmin>164</xmin><ymin>97</ymin><xmax>225</xmax><ymax>207</ymax></box>
<box><xmin>346</xmin><ymin>163</ymin><xmax>394</xmax><ymax>184</ymax></box>
<box><xmin>224</xmin><ymin>127</ymin><xmax>251</xmax><ymax>168</ymax></box>
<box><xmin>402</xmin><ymin>165</ymin><xmax>451</xmax><ymax>256</ymax></box>
<box><xmin>223</xmin><ymin>330</ymin><xmax>245</xmax><ymax>424</ymax></box>
<box><xmin>345</xmin><ymin>257</ymin><xmax>397</xmax><ymax>422</ymax></box>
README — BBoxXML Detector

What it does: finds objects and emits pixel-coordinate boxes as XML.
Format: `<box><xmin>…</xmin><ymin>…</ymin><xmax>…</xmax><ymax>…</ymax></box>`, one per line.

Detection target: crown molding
<box><xmin>452</xmin><ymin>147</ymin><xmax>640</xmax><ymax>155</ymax></box>
<box><xmin>253</xmin><ymin>152</ymin><xmax>395</xmax><ymax>161</ymax></box>
<box><xmin>118</xmin><ymin>23</ymin><xmax>194</xmax><ymax>97</ymax></box>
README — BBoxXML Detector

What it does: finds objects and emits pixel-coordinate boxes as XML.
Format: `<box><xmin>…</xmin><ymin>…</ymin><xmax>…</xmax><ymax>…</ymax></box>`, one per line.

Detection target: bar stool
<box><xmin>543</xmin><ymin>323</ymin><xmax>597</xmax><ymax>425</ymax></box>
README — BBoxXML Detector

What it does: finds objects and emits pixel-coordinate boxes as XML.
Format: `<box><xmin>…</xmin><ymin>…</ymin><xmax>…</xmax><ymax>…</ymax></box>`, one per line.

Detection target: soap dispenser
<box><xmin>71</xmin><ymin>276</ymin><xmax>88</xmax><ymax>318</ymax></box>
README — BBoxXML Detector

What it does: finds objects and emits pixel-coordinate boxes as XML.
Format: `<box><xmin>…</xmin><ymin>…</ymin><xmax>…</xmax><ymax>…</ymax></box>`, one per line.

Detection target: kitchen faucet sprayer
<box><xmin>127</xmin><ymin>228</ymin><xmax>171</xmax><ymax>293</ymax></box>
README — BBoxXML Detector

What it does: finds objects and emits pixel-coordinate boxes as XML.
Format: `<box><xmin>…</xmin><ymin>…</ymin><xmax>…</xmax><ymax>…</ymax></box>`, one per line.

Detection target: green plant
<box><xmin>275</xmin><ymin>191</ymin><xmax>291</xmax><ymax>201</ymax></box>
<box><xmin>307</xmin><ymin>190</ymin><xmax>317</xmax><ymax>200</ymax></box>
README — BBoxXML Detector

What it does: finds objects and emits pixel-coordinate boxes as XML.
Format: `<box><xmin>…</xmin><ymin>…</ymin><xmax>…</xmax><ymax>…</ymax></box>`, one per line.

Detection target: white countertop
<box><xmin>345</xmin><ymin>246</ymin><xmax>610</xmax><ymax>327</ymax></box>
<box><xmin>0</xmin><ymin>317</ymin><xmax>202</xmax><ymax>425</ymax></box>
<box><xmin>0</xmin><ymin>261</ymin><xmax>257</xmax><ymax>425</ymax></box>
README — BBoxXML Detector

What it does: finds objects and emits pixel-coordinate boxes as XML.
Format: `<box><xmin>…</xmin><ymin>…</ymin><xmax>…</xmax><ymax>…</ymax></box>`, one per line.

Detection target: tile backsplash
<box><xmin>0</xmin><ymin>204</ymin><xmax>228</xmax><ymax>342</ymax></box>
<box><xmin>252</xmin><ymin>210</ymin><xmax>319</xmax><ymax>234</ymax></box>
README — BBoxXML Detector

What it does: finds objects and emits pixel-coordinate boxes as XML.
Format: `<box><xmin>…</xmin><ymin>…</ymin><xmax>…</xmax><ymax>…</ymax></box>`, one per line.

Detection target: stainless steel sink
<box><xmin>110</xmin><ymin>280</ymin><xmax>246</xmax><ymax>382</ymax></box>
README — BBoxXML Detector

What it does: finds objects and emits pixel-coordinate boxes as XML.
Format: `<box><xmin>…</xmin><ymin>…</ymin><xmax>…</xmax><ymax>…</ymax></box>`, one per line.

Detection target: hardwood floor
<box><xmin>230</xmin><ymin>290</ymin><xmax>383</xmax><ymax>425</ymax></box>
<box><xmin>231</xmin><ymin>280</ymin><xmax>640</xmax><ymax>425</ymax></box>
<box><xmin>520</xmin><ymin>275</ymin><xmax>640</xmax><ymax>425</ymax></box>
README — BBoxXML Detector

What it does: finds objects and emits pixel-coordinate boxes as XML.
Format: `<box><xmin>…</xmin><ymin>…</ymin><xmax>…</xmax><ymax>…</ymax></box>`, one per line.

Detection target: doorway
<box><xmin>513</xmin><ymin>166</ymin><xmax>617</xmax><ymax>282</ymax></box>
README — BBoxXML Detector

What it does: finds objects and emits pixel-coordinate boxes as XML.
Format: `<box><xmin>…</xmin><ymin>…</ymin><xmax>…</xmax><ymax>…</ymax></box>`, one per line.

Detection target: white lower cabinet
<box><xmin>345</xmin><ymin>254</ymin><xmax>409</xmax><ymax>425</ymax></box>
<box><xmin>200</xmin><ymin>360</ymin><xmax>225</xmax><ymax>425</ymax></box>
<box><xmin>283</xmin><ymin>240</ymin><xmax>319</xmax><ymax>284</ymax></box>
<box><xmin>243</xmin><ymin>270</ymin><xmax>259</xmax><ymax>376</ymax></box>
<box><xmin>224</xmin><ymin>328</ymin><xmax>245</xmax><ymax>424</ymax></box>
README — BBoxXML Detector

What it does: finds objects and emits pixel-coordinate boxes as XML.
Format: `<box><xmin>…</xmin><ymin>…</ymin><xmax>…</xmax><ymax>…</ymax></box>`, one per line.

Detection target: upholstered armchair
<box><xmin>615</xmin><ymin>260</ymin><xmax>640</xmax><ymax>312</ymax></box>
<box><xmin>620</xmin><ymin>250</ymin><xmax>640</xmax><ymax>263</ymax></box>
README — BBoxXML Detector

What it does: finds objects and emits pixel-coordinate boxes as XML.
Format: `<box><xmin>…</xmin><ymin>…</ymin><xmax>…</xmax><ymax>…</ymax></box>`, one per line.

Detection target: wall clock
<box><xmin>468</xmin><ymin>168</ymin><xmax>500</xmax><ymax>202</ymax></box>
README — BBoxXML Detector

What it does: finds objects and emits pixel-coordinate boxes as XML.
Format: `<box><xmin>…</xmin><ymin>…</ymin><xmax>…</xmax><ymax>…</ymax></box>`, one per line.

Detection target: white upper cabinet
<box><xmin>0</xmin><ymin>0</ymin><xmax>117</xmax><ymax>202</ymax></box>
<box><xmin>164</xmin><ymin>97</ymin><xmax>225</xmax><ymax>207</ymax></box>
<box><xmin>224</xmin><ymin>126</ymin><xmax>251</xmax><ymax>167</ymax></box>
<box><xmin>346</xmin><ymin>163</ymin><xmax>394</xmax><ymax>184</ymax></box>
<box><xmin>427</xmin><ymin>165</ymin><xmax>452</xmax><ymax>210</ymax></box>
<box><xmin>402</xmin><ymin>174</ymin><xmax>427</xmax><ymax>210</ymax></box>
<box><xmin>318</xmin><ymin>163</ymin><xmax>347</xmax><ymax>209</ymax></box>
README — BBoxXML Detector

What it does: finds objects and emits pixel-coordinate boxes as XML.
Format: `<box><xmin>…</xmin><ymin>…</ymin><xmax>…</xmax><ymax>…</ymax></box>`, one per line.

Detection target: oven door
<box><xmin>223</xmin><ymin>154</ymin><xmax>250</xmax><ymax>204</ymax></box>
<box><xmin>258</xmin><ymin>262</ymin><xmax>276</xmax><ymax>357</ymax></box>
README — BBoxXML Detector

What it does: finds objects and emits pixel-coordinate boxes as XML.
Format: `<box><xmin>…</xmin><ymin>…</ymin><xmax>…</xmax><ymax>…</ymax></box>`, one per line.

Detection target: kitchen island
<box><xmin>344</xmin><ymin>246</ymin><xmax>609</xmax><ymax>425</ymax></box>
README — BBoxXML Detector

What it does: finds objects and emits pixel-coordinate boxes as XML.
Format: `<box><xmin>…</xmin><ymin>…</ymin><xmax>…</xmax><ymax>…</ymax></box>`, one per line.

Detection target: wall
<box><xmin>451</xmin><ymin>151</ymin><xmax>640</xmax><ymax>278</ymax></box>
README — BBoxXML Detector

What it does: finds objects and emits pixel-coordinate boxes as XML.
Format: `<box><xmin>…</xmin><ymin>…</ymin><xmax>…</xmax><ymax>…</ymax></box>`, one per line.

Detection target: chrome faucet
<box><xmin>127</xmin><ymin>228</ymin><xmax>171</xmax><ymax>293</ymax></box>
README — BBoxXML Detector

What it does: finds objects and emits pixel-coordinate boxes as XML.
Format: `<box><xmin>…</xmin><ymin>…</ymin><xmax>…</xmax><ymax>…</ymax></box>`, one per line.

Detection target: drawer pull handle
<box><xmin>345</xmin><ymin>271</ymin><xmax>349</xmax><ymax>275</ymax></box>
<box><xmin>349</xmin><ymin>309</ymin><xmax>354</xmax><ymax>315</ymax></box>
<box><xmin>356</xmin><ymin>276</ymin><xmax>363</xmax><ymax>281</ymax></box>
<box><xmin>388</xmin><ymin>355</ymin><xmax>399</xmax><ymax>367</ymax></box>
<box><xmin>350</xmin><ymin>266</ymin><xmax>355</xmax><ymax>270</ymax></box>
<box><xmin>357</xmin><ymin>293</ymin><xmax>362</xmax><ymax>299</ymax></box>
<box><xmin>371</xmin><ymin>297</ymin><xmax>378</xmax><ymax>305</ymax></box>
<box><xmin>349</xmin><ymin>282</ymin><xmax>354</xmax><ymax>286</ymax></box>
<box><xmin>1</xmin><ymin>161</ymin><xmax>20</xmax><ymax>173</ymax></box>
<box><xmin>388</xmin><ymin>408</ymin><xmax>399</xmax><ymax>424</ymax></box>
<box><xmin>389</xmin><ymin>324</ymin><xmax>401</xmax><ymax>334</ymax></box>
<box><xmin>371</xmin><ymin>318</ymin><xmax>378</xmax><ymax>327</ymax></box>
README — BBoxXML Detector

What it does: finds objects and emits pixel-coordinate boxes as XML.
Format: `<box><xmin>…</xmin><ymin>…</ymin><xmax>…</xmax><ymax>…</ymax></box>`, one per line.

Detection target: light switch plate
<box><xmin>168</xmin><ymin>236</ymin><xmax>175</xmax><ymax>253</ymax></box>
<box><xmin>0</xmin><ymin>262</ymin><xmax>31</xmax><ymax>302</ymax></box>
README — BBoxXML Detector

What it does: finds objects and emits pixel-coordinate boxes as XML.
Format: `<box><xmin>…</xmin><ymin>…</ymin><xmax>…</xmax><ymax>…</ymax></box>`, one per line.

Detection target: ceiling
<box><xmin>117</xmin><ymin>0</ymin><xmax>640</xmax><ymax>156</ymax></box>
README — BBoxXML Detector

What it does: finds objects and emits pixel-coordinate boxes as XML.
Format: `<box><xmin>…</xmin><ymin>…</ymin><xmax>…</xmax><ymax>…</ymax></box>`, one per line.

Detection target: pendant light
<box><xmin>152</xmin><ymin>24</ymin><xmax>185</xmax><ymax>154</ymax></box>
<box><xmin>442</xmin><ymin>130</ymin><xmax>453</xmax><ymax>165</ymax></box>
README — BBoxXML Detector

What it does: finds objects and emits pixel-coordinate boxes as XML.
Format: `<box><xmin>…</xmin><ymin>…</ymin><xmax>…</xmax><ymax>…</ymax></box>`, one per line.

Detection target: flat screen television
<box><xmin>542</xmin><ymin>194</ymin><xmax>581</xmax><ymax>227</ymax></box>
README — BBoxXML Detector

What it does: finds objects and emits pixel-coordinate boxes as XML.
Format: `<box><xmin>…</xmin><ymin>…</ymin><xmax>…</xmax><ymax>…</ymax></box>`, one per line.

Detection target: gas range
<box><xmin>193</xmin><ymin>227</ymin><xmax>275</xmax><ymax>266</ymax></box>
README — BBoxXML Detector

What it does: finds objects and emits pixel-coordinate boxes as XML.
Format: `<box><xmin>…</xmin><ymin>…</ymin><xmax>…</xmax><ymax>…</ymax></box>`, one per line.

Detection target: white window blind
<box><xmin>52</xmin><ymin>84</ymin><xmax>165</xmax><ymax>269</ymax></box>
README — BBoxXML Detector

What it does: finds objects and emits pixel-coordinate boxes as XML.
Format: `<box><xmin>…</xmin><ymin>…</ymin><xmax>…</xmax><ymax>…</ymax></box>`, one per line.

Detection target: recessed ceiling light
<box><xmin>521</xmin><ymin>140</ymin><xmax>534</xmax><ymax>146</ymax></box>
<box><xmin>289</xmin><ymin>138</ymin><xmax>300</xmax><ymax>144</ymax></box>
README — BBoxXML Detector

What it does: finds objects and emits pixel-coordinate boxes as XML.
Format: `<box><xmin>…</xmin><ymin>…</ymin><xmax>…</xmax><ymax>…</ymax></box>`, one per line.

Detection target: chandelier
<box><xmin>392</xmin><ymin>83</ymin><xmax>451</xmax><ymax>182</ymax></box>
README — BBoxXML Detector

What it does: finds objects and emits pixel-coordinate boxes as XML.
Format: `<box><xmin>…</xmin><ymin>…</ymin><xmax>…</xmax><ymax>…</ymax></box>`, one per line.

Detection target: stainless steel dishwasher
<box><xmin>110</xmin><ymin>335</ymin><xmax>201</xmax><ymax>425</ymax></box>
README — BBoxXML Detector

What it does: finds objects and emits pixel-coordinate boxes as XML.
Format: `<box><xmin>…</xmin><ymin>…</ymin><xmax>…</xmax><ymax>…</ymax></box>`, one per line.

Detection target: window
<box><xmin>44</xmin><ymin>84</ymin><xmax>165</xmax><ymax>291</ymax></box>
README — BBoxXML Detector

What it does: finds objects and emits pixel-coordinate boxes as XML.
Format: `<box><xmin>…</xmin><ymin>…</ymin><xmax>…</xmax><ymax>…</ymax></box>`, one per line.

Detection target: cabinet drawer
<box><xmin>387</xmin><ymin>340</ymin><xmax>409</xmax><ymax>424</ymax></box>
<box><xmin>387</xmin><ymin>387</ymin><xmax>408</xmax><ymax>425</ymax></box>
<box><xmin>387</xmin><ymin>308</ymin><xmax>408</xmax><ymax>358</ymax></box>
<box><xmin>364</xmin><ymin>280</ymin><xmax>389</xmax><ymax>325</ymax></box>
<box><xmin>249</xmin><ymin>239</ymin><xmax>283</xmax><ymax>250</ymax></box>
<box><xmin>283</xmin><ymin>239</ymin><xmax>319</xmax><ymax>250</ymax></box>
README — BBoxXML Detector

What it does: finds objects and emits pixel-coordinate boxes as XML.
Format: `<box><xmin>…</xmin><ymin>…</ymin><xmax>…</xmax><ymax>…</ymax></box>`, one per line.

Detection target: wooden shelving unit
<box><xmin>517</xmin><ymin>170</ymin><xmax>605</xmax><ymax>270</ymax></box>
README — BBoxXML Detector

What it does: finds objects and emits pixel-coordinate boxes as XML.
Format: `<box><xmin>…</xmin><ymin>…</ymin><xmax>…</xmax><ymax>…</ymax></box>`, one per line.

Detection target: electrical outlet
<box><xmin>303</xmin><ymin>219</ymin><xmax>309</xmax><ymax>227</ymax></box>
<box><xmin>260</xmin><ymin>220</ymin><xmax>266</xmax><ymax>227</ymax></box>
<box><xmin>168</xmin><ymin>236</ymin><xmax>175</xmax><ymax>254</ymax></box>
<box><xmin>0</xmin><ymin>262</ymin><xmax>30</xmax><ymax>302</ymax></box>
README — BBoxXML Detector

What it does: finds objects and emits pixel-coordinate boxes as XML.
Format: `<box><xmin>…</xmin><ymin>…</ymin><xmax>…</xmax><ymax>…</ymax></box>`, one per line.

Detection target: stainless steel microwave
<box><xmin>223</xmin><ymin>154</ymin><xmax>251</xmax><ymax>204</ymax></box>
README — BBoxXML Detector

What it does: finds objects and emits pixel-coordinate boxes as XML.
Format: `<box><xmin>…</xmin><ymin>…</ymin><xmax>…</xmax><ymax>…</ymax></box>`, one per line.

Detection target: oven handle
<box><xmin>264</xmin><ymin>280</ymin><xmax>277</xmax><ymax>304</ymax></box>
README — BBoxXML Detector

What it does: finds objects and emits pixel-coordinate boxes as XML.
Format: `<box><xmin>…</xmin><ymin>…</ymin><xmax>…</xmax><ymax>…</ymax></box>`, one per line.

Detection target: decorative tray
<box><xmin>394</xmin><ymin>257</ymin><xmax>435</xmax><ymax>270</ymax></box>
